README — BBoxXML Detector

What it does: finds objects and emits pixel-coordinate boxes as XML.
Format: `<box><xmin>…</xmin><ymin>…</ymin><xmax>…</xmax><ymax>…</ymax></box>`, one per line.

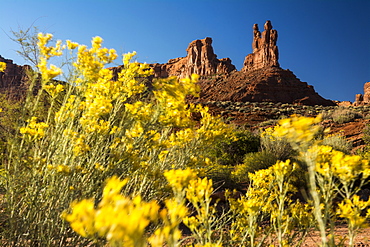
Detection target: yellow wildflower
<box><xmin>337</xmin><ymin>195</ymin><xmax>370</xmax><ymax>229</ymax></box>
<box><xmin>66</xmin><ymin>40</ymin><xmax>79</xmax><ymax>50</ymax></box>
<box><xmin>164</xmin><ymin>168</ymin><xmax>198</xmax><ymax>194</ymax></box>
<box><xmin>0</xmin><ymin>62</ymin><xmax>6</xmax><ymax>72</ymax></box>
<box><xmin>20</xmin><ymin>117</ymin><xmax>49</xmax><ymax>140</ymax></box>
<box><xmin>43</xmin><ymin>83</ymin><xmax>64</xmax><ymax>98</ymax></box>
<box><xmin>312</xmin><ymin>145</ymin><xmax>370</xmax><ymax>183</ymax></box>
<box><xmin>272</xmin><ymin>114</ymin><xmax>322</xmax><ymax>150</ymax></box>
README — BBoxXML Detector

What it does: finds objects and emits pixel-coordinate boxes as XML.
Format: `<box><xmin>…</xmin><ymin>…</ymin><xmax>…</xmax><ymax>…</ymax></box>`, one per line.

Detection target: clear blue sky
<box><xmin>1</xmin><ymin>0</ymin><xmax>369</xmax><ymax>102</ymax></box>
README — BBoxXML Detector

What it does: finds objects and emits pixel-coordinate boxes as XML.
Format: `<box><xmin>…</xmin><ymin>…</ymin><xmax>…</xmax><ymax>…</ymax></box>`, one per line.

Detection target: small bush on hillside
<box><xmin>331</xmin><ymin>107</ymin><xmax>362</xmax><ymax>124</ymax></box>
<box><xmin>210</xmin><ymin>129</ymin><xmax>260</xmax><ymax>166</ymax></box>
<box><xmin>260</xmin><ymin>128</ymin><xmax>295</xmax><ymax>161</ymax></box>
<box><xmin>321</xmin><ymin>133</ymin><xmax>352</xmax><ymax>154</ymax></box>
<box><xmin>362</xmin><ymin>124</ymin><xmax>370</xmax><ymax>146</ymax></box>
<box><xmin>232</xmin><ymin>151</ymin><xmax>278</xmax><ymax>182</ymax></box>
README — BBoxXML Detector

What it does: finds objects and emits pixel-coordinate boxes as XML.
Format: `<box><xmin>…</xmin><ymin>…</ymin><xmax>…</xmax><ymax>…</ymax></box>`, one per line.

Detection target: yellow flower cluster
<box><xmin>63</xmin><ymin>129</ymin><xmax>90</xmax><ymax>156</ymax></box>
<box><xmin>272</xmin><ymin>114</ymin><xmax>322</xmax><ymax>150</ymax></box>
<box><xmin>55</xmin><ymin>95</ymin><xmax>78</xmax><ymax>122</ymax></box>
<box><xmin>64</xmin><ymin>176</ymin><xmax>159</xmax><ymax>245</ymax></box>
<box><xmin>153</xmin><ymin>75</ymin><xmax>199</xmax><ymax>127</ymax></box>
<box><xmin>230</xmin><ymin>160</ymin><xmax>312</xmax><ymax>245</ymax></box>
<box><xmin>20</xmin><ymin>117</ymin><xmax>49</xmax><ymax>140</ymax></box>
<box><xmin>37</xmin><ymin>33</ymin><xmax>63</xmax><ymax>82</ymax></box>
<box><xmin>337</xmin><ymin>195</ymin><xmax>370</xmax><ymax>229</ymax></box>
<box><xmin>72</xmin><ymin>36</ymin><xmax>117</xmax><ymax>83</ymax></box>
<box><xmin>311</xmin><ymin>145</ymin><xmax>370</xmax><ymax>183</ymax></box>
<box><xmin>0</xmin><ymin>61</ymin><xmax>6</xmax><ymax>72</ymax></box>
<box><xmin>164</xmin><ymin>168</ymin><xmax>198</xmax><ymax>194</ymax></box>
<box><xmin>43</xmin><ymin>83</ymin><xmax>64</xmax><ymax>98</ymax></box>
<box><xmin>118</xmin><ymin>52</ymin><xmax>151</xmax><ymax>98</ymax></box>
<box><xmin>149</xmin><ymin>199</ymin><xmax>188</xmax><ymax>246</ymax></box>
<box><xmin>64</xmin><ymin>175</ymin><xmax>191</xmax><ymax>247</ymax></box>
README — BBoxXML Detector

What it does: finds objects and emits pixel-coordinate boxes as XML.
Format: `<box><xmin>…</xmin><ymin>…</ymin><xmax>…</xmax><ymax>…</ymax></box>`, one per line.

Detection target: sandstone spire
<box><xmin>242</xmin><ymin>20</ymin><xmax>280</xmax><ymax>72</ymax></box>
<box><xmin>151</xmin><ymin>37</ymin><xmax>236</xmax><ymax>78</ymax></box>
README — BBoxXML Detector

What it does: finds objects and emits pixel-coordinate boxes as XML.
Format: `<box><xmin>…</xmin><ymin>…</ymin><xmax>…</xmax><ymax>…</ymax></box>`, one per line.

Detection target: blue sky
<box><xmin>1</xmin><ymin>0</ymin><xmax>369</xmax><ymax>102</ymax></box>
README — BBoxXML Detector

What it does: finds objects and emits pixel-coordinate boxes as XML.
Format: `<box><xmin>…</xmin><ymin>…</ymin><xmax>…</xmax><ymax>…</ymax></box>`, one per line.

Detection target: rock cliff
<box><xmin>148</xmin><ymin>20</ymin><xmax>334</xmax><ymax>106</ymax></box>
<box><xmin>0</xmin><ymin>55</ymin><xmax>31</xmax><ymax>97</ymax></box>
<box><xmin>150</xmin><ymin>37</ymin><xmax>236</xmax><ymax>78</ymax></box>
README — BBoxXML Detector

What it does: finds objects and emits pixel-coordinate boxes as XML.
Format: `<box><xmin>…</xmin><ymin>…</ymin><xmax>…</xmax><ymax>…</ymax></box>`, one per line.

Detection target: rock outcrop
<box><xmin>354</xmin><ymin>82</ymin><xmax>370</xmax><ymax>105</ymax></box>
<box><xmin>197</xmin><ymin>67</ymin><xmax>335</xmax><ymax>106</ymax></box>
<box><xmin>150</xmin><ymin>37</ymin><xmax>236</xmax><ymax>78</ymax></box>
<box><xmin>194</xmin><ymin>21</ymin><xmax>335</xmax><ymax>106</ymax></box>
<box><xmin>242</xmin><ymin>20</ymin><xmax>279</xmax><ymax>72</ymax></box>
<box><xmin>0</xmin><ymin>55</ymin><xmax>31</xmax><ymax>97</ymax></box>
<box><xmin>148</xmin><ymin>20</ymin><xmax>334</xmax><ymax>106</ymax></box>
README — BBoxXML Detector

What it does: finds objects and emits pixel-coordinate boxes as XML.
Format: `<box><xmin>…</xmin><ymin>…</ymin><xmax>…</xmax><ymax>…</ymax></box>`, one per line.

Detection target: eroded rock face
<box><xmin>242</xmin><ymin>20</ymin><xmax>280</xmax><ymax>72</ymax></box>
<box><xmin>150</xmin><ymin>37</ymin><xmax>236</xmax><ymax>78</ymax></box>
<box><xmin>0</xmin><ymin>55</ymin><xmax>31</xmax><ymax>97</ymax></box>
<box><xmin>354</xmin><ymin>82</ymin><xmax>370</xmax><ymax>105</ymax></box>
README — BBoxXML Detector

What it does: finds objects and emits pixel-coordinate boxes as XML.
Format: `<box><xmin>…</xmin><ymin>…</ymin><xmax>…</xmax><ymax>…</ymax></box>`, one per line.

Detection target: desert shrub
<box><xmin>321</xmin><ymin>133</ymin><xmax>352</xmax><ymax>154</ymax></box>
<box><xmin>260</xmin><ymin>126</ymin><xmax>296</xmax><ymax>161</ymax></box>
<box><xmin>1</xmin><ymin>34</ymin><xmax>235</xmax><ymax>246</ymax></box>
<box><xmin>209</xmin><ymin>129</ymin><xmax>260</xmax><ymax>166</ymax></box>
<box><xmin>331</xmin><ymin>107</ymin><xmax>362</xmax><ymax>124</ymax></box>
<box><xmin>232</xmin><ymin>151</ymin><xmax>278</xmax><ymax>182</ymax></box>
<box><xmin>362</xmin><ymin>124</ymin><xmax>370</xmax><ymax>146</ymax></box>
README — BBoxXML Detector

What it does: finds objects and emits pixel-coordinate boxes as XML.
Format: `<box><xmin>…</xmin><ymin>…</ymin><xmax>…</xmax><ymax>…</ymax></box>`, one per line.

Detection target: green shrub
<box><xmin>210</xmin><ymin>129</ymin><xmax>260</xmax><ymax>166</ymax></box>
<box><xmin>232</xmin><ymin>151</ymin><xmax>278</xmax><ymax>182</ymax></box>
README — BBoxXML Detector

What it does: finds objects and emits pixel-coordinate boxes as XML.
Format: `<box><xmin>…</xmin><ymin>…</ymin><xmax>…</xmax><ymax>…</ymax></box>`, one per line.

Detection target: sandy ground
<box><xmin>301</xmin><ymin>226</ymin><xmax>370</xmax><ymax>246</ymax></box>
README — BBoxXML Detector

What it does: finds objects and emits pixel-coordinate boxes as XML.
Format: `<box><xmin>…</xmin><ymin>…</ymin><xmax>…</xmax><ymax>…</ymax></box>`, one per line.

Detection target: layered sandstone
<box><xmin>150</xmin><ymin>37</ymin><xmax>236</xmax><ymax>78</ymax></box>
<box><xmin>242</xmin><ymin>20</ymin><xmax>279</xmax><ymax>72</ymax></box>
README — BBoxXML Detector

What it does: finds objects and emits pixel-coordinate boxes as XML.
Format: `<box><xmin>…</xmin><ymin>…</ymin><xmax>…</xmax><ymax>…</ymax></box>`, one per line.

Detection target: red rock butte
<box><xmin>150</xmin><ymin>20</ymin><xmax>335</xmax><ymax>106</ymax></box>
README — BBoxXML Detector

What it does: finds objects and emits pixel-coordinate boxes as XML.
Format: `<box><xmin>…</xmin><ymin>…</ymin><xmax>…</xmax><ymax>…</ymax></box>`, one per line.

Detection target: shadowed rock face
<box><xmin>0</xmin><ymin>55</ymin><xmax>32</xmax><ymax>97</ymax></box>
<box><xmin>150</xmin><ymin>37</ymin><xmax>236</xmax><ymax>78</ymax></box>
<box><xmin>242</xmin><ymin>20</ymin><xmax>280</xmax><ymax>72</ymax></box>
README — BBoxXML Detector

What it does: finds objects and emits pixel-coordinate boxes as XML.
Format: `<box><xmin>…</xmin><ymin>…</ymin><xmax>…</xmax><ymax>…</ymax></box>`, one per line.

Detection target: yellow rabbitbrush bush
<box><xmin>1</xmin><ymin>33</ymin><xmax>235</xmax><ymax>246</ymax></box>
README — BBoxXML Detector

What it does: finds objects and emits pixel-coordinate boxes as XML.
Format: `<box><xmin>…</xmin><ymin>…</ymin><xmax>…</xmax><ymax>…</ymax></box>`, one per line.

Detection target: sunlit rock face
<box><xmin>242</xmin><ymin>20</ymin><xmax>280</xmax><ymax>72</ymax></box>
<box><xmin>150</xmin><ymin>37</ymin><xmax>236</xmax><ymax>78</ymax></box>
<box><xmin>354</xmin><ymin>82</ymin><xmax>370</xmax><ymax>106</ymax></box>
